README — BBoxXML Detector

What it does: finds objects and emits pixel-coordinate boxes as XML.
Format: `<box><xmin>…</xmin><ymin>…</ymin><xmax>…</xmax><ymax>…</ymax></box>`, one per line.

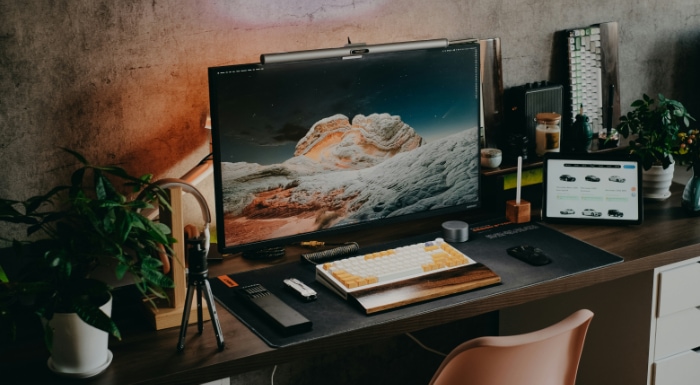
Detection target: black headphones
<box><xmin>138</xmin><ymin>178</ymin><xmax>211</xmax><ymax>259</ymax></box>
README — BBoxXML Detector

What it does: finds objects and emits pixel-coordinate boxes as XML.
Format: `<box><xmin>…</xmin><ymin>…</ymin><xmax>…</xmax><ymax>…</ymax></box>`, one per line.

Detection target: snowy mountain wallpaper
<box><xmin>210</xmin><ymin>45</ymin><xmax>481</xmax><ymax>248</ymax></box>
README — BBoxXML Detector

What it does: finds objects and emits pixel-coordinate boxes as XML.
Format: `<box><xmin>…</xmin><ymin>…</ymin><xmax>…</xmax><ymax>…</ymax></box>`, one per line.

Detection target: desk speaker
<box><xmin>505</xmin><ymin>82</ymin><xmax>563</xmax><ymax>157</ymax></box>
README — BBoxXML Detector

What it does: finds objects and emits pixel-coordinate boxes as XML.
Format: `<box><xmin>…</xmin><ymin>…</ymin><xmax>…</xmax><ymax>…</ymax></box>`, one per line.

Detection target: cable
<box><xmin>300</xmin><ymin>242</ymin><xmax>360</xmax><ymax>264</ymax></box>
<box><xmin>270</xmin><ymin>364</ymin><xmax>277</xmax><ymax>385</ymax></box>
<box><xmin>405</xmin><ymin>332</ymin><xmax>447</xmax><ymax>357</ymax></box>
<box><xmin>241</xmin><ymin>240</ymin><xmax>359</xmax><ymax>262</ymax></box>
<box><xmin>242</xmin><ymin>246</ymin><xmax>286</xmax><ymax>261</ymax></box>
<box><xmin>297</xmin><ymin>240</ymin><xmax>353</xmax><ymax>248</ymax></box>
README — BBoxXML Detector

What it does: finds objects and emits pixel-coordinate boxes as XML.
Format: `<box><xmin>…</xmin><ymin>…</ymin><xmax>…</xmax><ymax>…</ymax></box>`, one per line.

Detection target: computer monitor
<box><xmin>208</xmin><ymin>39</ymin><xmax>482</xmax><ymax>254</ymax></box>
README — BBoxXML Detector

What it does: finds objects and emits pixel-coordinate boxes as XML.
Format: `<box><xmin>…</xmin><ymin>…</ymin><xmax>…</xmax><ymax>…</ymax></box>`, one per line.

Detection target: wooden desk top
<box><xmin>2</xmin><ymin>183</ymin><xmax>699</xmax><ymax>385</ymax></box>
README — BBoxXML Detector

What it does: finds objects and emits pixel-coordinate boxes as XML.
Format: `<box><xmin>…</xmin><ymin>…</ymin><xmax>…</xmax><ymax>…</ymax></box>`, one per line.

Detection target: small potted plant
<box><xmin>616</xmin><ymin>93</ymin><xmax>695</xmax><ymax>199</ymax></box>
<box><xmin>674</xmin><ymin>127</ymin><xmax>700</xmax><ymax>212</ymax></box>
<box><xmin>0</xmin><ymin>149</ymin><xmax>175</xmax><ymax>377</ymax></box>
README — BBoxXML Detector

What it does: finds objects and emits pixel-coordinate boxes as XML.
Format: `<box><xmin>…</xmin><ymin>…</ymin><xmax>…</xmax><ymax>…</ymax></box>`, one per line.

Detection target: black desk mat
<box><xmin>209</xmin><ymin>221</ymin><xmax>623</xmax><ymax>348</ymax></box>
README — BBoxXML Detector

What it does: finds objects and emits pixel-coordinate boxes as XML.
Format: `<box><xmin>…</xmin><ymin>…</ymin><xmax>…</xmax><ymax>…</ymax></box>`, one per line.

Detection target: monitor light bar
<box><xmin>260</xmin><ymin>38</ymin><xmax>450</xmax><ymax>64</ymax></box>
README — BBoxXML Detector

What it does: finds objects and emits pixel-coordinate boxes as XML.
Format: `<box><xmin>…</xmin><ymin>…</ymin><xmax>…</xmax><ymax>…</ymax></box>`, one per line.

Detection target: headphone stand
<box><xmin>141</xmin><ymin>181</ymin><xmax>213</xmax><ymax>330</ymax></box>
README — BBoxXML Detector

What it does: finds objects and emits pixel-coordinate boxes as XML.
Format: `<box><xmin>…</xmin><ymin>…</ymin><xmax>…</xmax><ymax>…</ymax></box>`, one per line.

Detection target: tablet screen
<box><xmin>542</xmin><ymin>153</ymin><xmax>643</xmax><ymax>225</ymax></box>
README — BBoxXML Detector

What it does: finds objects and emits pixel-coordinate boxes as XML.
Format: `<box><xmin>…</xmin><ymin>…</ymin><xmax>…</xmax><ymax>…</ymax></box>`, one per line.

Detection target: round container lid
<box><xmin>480</xmin><ymin>148</ymin><xmax>502</xmax><ymax>158</ymax></box>
<box><xmin>535</xmin><ymin>112</ymin><xmax>561</xmax><ymax>122</ymax></box>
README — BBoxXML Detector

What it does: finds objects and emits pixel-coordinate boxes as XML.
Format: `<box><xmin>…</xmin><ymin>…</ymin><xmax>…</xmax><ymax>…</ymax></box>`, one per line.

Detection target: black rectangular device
<box><xmin>207</xmin><ymin>39</ymin><xmax>482</xmax><ymax>254</ymax></box>
<box><xmin>541</xmin><ymin>152</ymin><xmax>643</xmax><ymax>225</ymax></box>
<box><xmin>236</xmin><ymin>283</ymin><xmax>312</xmax><ymax>335</ymax></box>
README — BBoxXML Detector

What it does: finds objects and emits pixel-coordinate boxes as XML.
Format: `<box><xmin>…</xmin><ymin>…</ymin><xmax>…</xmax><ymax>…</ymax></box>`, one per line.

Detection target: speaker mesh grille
<box><xmin>524</xmin><ymin>86</ymin><xmax>563</xmax><ymax>140</ymax></box>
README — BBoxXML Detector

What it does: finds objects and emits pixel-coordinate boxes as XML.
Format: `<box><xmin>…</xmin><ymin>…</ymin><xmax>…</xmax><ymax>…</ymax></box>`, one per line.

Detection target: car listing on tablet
<box><xmin>543</xmin><ymin>154</ymin><xmax>642</xmax><ymax>224</ymax></box>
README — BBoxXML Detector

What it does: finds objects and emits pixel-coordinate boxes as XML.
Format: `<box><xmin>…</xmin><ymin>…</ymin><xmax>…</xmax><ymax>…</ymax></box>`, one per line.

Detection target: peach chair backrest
<box><xmin>429</xmin><ymin>309</ymin><xmax>594</xmax><ymax>385</ymax></box>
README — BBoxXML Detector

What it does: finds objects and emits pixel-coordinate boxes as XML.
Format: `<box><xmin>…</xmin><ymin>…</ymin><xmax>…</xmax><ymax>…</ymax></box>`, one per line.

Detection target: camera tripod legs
<box><xmin>177</xmin><ymin>278</ymin><xmax>225</xmax><ymax>352</ymax></box>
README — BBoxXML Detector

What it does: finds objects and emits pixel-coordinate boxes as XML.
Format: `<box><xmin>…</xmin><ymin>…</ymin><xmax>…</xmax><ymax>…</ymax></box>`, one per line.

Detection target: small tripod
<box><xmin>177</xmin><ymin>239</ymin><xmax>225</xmax><ymax>352</ymax></box>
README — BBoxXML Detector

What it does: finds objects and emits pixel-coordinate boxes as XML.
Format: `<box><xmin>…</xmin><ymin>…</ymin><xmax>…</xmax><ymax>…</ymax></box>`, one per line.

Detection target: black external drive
<box><xmin>236</xmin><ymin>284</ymin><xmax>312</xmax><ymax>335</ymax></box>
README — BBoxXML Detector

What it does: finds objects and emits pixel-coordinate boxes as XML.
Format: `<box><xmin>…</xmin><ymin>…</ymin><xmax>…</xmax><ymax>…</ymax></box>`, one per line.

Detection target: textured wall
<box><xmin>1</xmin><ymin>1</ymin><xmax>698</xmax><ymax>223</ymax></box>
<box><xmin>0</xmin><ymin>0</ymin><xmax>698</xmax><ymax>381</ymax></box>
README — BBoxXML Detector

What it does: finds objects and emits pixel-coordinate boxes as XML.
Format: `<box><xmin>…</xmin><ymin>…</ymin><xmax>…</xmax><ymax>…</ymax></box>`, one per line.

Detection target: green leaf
<box><xmin>115</xmin><ymin>261</ymin><xmax>129</xmax><ymax>280</ymax></box>
<box><xmin>25</xmin><ymin>186</ymin><xmax>65</xmax><ymax>213</ymax></box>
<box><xmin>140</xmin><ymin>262</ymin><xmax>174</xmax><ymax>290</ymax></box>
<box><xmin>61</xmin><ymin>148</ymin><xmax>89</xmax><ymax>165</ymax></box>
<box><xmin>141</xmin><ymin>255</ymin><xmax>163</xmax><ymax>270</ymax></box>
<box><xmin>70</xmin><ymin>168</ymin><xmax>86</xmax><ymax>194</ymax></box>
<box><xmin>152</xmin><ymin>221</ymin><xmax>172</xmax><ymax>236</ymax></box>
<box><xmin>101</xmin><ymin>208</ymin><xmax>115</xmax><ymax>234</ymax></box>
<box><xmin>97</xmin><ymin>201</ymin><xmax>123</xmax><ymax>209</ymax></box>
<box><xmin>0</xmin><ymin>199</ymin><xmax>22</xmax><ymax>216</ymax></box>
<box><xmin>106</xmin><ymin>179</ymin><xmax>123</xmax><ymax>202</ymax></box>
<box><xmin>94</xmin><ymin>171</ymin><xmax>107</xmax><ymax>201</ymax></box>
<box><xmin>126</xmin><ymin>199</ymin><xmax>150</xmax><ymax>210</ymax></box>
<box><xmin>75</xmin><ymin>300</ymin><xmax>121</xmax><ymax>340</ymax></box>
<box><xmin>130</xmin><ymin>213</ymin><xmax>147</xmax><ymax>231</ymax></box>
<box><xmin>101</xmin><ymin>165</ymin><xmax>146</xmax><ymax>187</ymax></box>
<box><xmin>0</xmin><ymin>264</ymin><xmax>9</xmax><ymax>284</ymax></box>
<box><xmin>1</xmin><ymin>215</ymin><xmax>39</xmax><ymax>226</ymax></box>
<box><xmin>143</xmin><ymin>218</ymin><xmax>171</xmax><ymax>245</ymax></box>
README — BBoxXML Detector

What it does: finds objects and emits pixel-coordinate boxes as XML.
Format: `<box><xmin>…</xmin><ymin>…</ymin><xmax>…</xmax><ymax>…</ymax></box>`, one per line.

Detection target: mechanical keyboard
<box><xmin>315</xmin><ymin>238</ymin><xmax>501</xmax><ymax>313</ymax></box>
<box><xmin>564</xmin><ymin>22</ymin><xmax>620</xmax><ymax>150</ymax></box>
<box><xmin>567</xmin><ymin>25</ymin><xmax>603</xmax><ymax>133</ymax></box>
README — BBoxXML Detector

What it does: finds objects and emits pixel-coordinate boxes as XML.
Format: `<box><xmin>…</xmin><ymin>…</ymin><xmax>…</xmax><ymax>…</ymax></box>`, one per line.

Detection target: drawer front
<box><xmin>655</xmin><ymin>307</ymin><xmax>700</xmax><ymax>360</ymax></box>
<box><xmin>657</xmin><ymin>261</ymin><xmax>700</xmax><ymax>317</ymax></box>
<box><xmin>653</xmin><ymin>350</ymin><xmax>700</xmax><ymax>385</ymax></box>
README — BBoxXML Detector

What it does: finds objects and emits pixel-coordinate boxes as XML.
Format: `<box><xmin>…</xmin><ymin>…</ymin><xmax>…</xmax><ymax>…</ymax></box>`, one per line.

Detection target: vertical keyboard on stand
<box><xmin>568</xmin><ymin>26</ymin><xmax>603</xmax><ymax>132</ymax></box>
<box><xmin>565</xmin><ymin>21</ymin><xmax>621</xmax><ymax>149</ymax></box>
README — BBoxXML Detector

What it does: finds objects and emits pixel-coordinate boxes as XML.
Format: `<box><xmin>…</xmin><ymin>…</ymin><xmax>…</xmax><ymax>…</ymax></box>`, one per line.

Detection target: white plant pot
<box><xmin>46</xmin><ymin>295</ymin><xmax>113</xmax><ymax>378</ymax></box>
<box><xmin>642</xmin><ymin>162</ymin><xmax>674</xmax><ymax>200</ymax></box>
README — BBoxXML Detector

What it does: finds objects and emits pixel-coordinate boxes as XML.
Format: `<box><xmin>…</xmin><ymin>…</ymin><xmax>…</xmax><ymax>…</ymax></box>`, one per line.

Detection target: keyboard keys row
<box><xmin>317</xmin><ymin>238</ymin><xmax>474</xmax><ymax>291</ymax></box>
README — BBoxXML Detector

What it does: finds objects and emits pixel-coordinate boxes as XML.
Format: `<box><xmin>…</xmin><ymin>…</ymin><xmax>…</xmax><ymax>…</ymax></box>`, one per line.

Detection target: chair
<box><xmin>429</xmin><ymin>309</ymin><xmax>594</xmax><ymax>385</ymax></box>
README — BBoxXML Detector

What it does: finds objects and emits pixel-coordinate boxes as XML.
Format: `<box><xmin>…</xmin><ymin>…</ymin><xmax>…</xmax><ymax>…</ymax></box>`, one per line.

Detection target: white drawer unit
<box><xmin>654</xmin><ymin>350</ymin><xmax>700</xmax><ymax>385</ymax></box>
<box><xmin>656</xmin><ymin>262</ymin><xmax>700</xmax><ymax>317</ymax></box>
<box><xmin>654</xmin><ymin>307</ymin><xmax>700</xmax><ymax>360</ymax></box>
<box><xmin>648</xmin><ymin>257</ymin><xmax>700</xmax><ymax>385</ymax></box>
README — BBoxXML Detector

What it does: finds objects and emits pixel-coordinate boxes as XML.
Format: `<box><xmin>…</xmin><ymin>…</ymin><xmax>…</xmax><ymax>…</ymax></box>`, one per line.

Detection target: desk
<box><xmin>2</xmin><ymin>183</ymin><xmax>699</xmax><ymax>385</ymax></box>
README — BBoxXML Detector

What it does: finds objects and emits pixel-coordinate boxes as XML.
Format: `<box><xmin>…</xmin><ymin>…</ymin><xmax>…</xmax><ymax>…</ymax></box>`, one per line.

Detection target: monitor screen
<box><xmin>208</xmin><ymin>41</ymin><xmax>482</xmax><ymax>253</ymax></box>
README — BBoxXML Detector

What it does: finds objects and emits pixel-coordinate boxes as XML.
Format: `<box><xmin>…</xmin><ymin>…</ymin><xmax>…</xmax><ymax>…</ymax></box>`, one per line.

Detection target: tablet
<box><xmin>541</xmin><ymin>152</ymin><xmax>643</xmax><ymax>225</ymax></box>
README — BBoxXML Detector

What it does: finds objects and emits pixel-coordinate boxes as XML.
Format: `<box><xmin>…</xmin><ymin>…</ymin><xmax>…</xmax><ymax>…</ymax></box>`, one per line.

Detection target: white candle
<box><xmin>516</xmin><ymin>156</ymin><xmax>522</xmax><ymax>204</ymax></box>
<box><xmin>535</xmin><ymin>113</ymin><xmax>561</xmax><ymax>156</ymax></box>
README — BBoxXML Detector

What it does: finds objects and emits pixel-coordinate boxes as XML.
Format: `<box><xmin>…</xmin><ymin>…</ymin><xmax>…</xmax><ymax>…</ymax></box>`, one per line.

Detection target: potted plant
<box><xmin>0</xmin><ymin>149</ymin><xmax>175</xmax><ymax>377</ymax></box>
<box><xmin>616</xmin><ymin>93</ymin><xmax>695</xmax><ymax>200</ymax></box>
<box><xmin>674</xmin><ymin>127</ymin><xmax>700</xmax><ymax>213</ymax></box>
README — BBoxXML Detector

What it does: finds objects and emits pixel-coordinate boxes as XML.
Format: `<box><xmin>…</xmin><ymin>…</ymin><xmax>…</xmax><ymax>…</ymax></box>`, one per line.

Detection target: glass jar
<box><xmin>535</xmin><ymin>112</ymin><xmax>561</xmax><ymax>156</ymax></box>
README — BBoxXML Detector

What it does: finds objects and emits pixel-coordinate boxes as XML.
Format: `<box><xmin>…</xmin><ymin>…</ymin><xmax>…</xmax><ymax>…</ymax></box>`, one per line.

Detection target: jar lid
<box><xmin>481</xmin><ymin>148</ymin><xmax>502</xmax><ymax>158</ymax></box>
<box><xmin>535</xmin><ymin>112</ymin><xmax>561</xmax><ymax>122</ymax></box>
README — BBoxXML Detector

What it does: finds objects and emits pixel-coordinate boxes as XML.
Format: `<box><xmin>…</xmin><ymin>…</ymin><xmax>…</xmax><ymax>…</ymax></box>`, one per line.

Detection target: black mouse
<box><xmin>506</xmin><ymin>245</ymin><xmax>552</xmax><ymax>266</ymax></box>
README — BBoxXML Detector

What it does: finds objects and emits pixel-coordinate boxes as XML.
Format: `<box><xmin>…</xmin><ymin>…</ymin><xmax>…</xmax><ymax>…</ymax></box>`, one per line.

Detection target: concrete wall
<box><xmin>0</xmin><ymin>1</ymin><xmax>698</xmax><ymax>382</ymax></box>
<box><xmin>1</xmin><ymin>1</ymin><xmax>698</xmax><ymax>213</ymax></box>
